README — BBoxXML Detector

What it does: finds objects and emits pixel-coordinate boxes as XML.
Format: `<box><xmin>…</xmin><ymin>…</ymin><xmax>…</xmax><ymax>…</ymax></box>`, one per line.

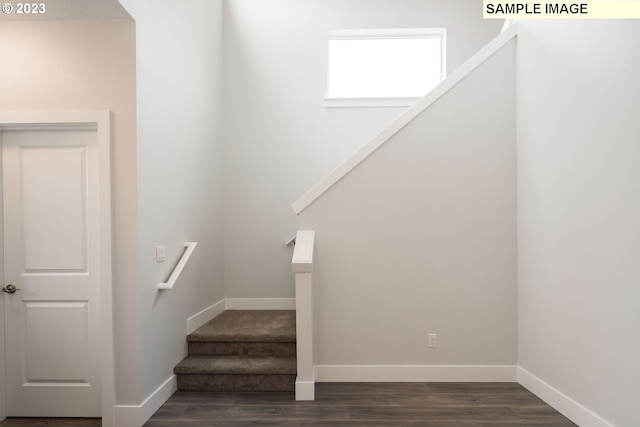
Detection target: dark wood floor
<box><xmin>143</xmin><ymin>382</ymin><xmax>577</xmax><ymax>426</ymax></box>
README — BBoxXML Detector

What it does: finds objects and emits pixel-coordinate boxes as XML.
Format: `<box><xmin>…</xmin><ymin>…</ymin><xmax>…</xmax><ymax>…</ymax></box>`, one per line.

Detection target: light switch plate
<box><xmin>156</xmin><ymin>246</ymin><xmax>166</xmax><ymax>262</ymax></box>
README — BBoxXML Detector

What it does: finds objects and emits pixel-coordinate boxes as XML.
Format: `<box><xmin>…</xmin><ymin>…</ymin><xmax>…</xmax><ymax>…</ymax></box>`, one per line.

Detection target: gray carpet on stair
<box><xmin>175</xmin><ymin>355</ymin><xmax>296</xmax><ymax>375</ymax></box>
<box><xmin>175</xmin><ymin>310</ymin><xmax>297</xmax><ymax>392</ymax></box>
<box><xmin>188</xmin><ymin>310</ymin><xmax>296</xmax><ymax>343</ymax></box>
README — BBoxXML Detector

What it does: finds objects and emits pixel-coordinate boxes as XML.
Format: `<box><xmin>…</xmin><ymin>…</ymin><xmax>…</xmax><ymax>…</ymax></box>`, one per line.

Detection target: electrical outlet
<box><xmin>428</xmin><ymin>333</ymin><xmax>437</xmax><ymax>348</ymax></box>
<box><xmin>156</xmin><ymin>246</ymin><xmax>166</xmax><ymax>262</ymax></box>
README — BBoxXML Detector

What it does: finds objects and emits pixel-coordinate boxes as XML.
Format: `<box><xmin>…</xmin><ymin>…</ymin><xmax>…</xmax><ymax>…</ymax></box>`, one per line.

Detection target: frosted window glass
<box><xmin>328</xmin><ymin>35</ymin><xmax>444</xmax><ymax>99</ymax></box>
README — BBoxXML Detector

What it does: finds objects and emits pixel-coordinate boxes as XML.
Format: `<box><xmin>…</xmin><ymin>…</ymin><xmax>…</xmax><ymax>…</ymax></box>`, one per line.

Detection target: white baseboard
<box><xmin>225</xmin><ymin>298</ymin><xmax>295</xmax><ymax>310</ymax></box>
<box><xmin>114</xmin><ymin>375</ymin><xmax>176</xmax><ymax>427</ymax></box>
<box><xmin>295</xmin><ymin>379</ymin><xmax>316</xmax><ymax>401</ymax></box>
<box><xmin>187</xmin><ymin>299</ymin><xmax>225</xmax><ymax>334</ymax></box>
<box><xmin>315</xmin><ymin>365</ymin><xmax>518</xmax><ymax>382</ymax></box>
<box><xmin>518</xmin><ymin>367</ymin><xmax>614</xmax><ymax>427</ymax></box>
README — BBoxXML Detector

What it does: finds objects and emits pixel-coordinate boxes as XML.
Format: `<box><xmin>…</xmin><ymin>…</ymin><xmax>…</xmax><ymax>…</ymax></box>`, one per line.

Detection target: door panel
<box><xmin>2</xmin><ymin>129</ymin><xmax>101</xmax><ymax>417</ymax></box>
<box><xmin>22</xmin><ymin>147</ymin><xmax>88</xmax><ymax>272</ymax></box>
<box><xmin>25</xmin><ymin>301</ymin><xmax>90</xmax><ymax>382</ymax></box>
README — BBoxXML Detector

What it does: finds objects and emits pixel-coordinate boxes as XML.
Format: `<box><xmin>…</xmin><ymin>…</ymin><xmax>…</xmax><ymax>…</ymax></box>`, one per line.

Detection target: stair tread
<box><xmin>188</xmin><ymin>310</ymin><xmax>296</xmax><ymax>343</ymax></box>
<box><xmin>175</xmin><ymin>355</ymin><xmax>297</xmax><ymax>375</ymax></box>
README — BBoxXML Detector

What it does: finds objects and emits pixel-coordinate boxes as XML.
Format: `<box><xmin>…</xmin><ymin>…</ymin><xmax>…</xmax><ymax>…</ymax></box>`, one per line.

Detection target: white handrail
<box><xmin>285</xmin><ymin>234</ymin><xmax>297</xmax><ymax>246</ymax></box>
<box><xmin>292</xmin><ymin>230</ymin><xmax>315</xmax><ymax>400</ymax></box>
<box><xmin>291</xmin><ymin>24</ymin><xmax>518</xmax><ymax>214</ymax></box>
<box><xmin>158</xmin><ymin>242</ymin><xmax>198</xmax><ymax>290</ymax></box>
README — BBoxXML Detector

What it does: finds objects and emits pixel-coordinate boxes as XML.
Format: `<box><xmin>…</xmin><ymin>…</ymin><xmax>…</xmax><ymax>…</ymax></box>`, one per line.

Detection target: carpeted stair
<box><xmin>174</xmin><ymin>310</ymin><xmax>296</xmax><ymax>392</ymax></box>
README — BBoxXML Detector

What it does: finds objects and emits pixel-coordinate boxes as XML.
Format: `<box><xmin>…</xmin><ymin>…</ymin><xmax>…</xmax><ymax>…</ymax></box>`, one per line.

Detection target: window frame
<box><xmin>325</xmin><ymin>28</ymin><xmax>447</xmax><ymax>108</ymax></box>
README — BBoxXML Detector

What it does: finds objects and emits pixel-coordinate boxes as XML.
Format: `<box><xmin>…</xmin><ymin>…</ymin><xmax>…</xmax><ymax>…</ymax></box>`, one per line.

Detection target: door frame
<box><xmin>0</xmin><ymin>110</ymin><xmax>115</xmax><ymax>426</ymax></box>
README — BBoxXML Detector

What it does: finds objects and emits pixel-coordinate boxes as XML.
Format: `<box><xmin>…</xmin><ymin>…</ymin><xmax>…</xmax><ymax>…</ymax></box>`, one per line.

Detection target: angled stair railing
<box><xmin>158</xmin><ymin>242</ymin><xmax>198</xmax><ymax>290</ymax></box>
<box><xmin>291</xmin><ymin>24</ymin><xmax>518</xmax><ymax>215</ymax></box>
<box><xmin>291</xmin><ymin>229</ymin><xmax>315</xmax><ymax>400</ymax></box>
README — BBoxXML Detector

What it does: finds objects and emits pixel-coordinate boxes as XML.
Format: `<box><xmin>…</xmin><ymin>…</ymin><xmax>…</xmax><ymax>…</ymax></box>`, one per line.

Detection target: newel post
<box><xmin>291</xmin><ymin>230</ymin><xmax>315</xmax><ymax>400</ymax></box>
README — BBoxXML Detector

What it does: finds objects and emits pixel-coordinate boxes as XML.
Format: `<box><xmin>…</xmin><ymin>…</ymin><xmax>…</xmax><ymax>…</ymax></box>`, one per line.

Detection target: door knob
<box><xmin>2</xmin><ymin>284</ymin><xmax>19</xmax><ymax>294</ymax></box>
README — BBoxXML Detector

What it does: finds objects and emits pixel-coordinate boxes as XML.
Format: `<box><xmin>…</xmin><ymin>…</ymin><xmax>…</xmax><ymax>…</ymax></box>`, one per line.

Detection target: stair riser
<box><xmin>188</xmin><ymin>341</ymin><xmax>296</xmax><ymax>357</ymax></box>
<box><xmin>177</xmin><ymin>374</ymin><xmax>295</xmax><ymax>392</ymax></box>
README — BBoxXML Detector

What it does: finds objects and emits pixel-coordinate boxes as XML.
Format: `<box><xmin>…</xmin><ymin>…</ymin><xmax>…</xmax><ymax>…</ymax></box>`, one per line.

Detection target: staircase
<box><xmin>174</xmin><ymin>310</ymin><xmax>297</xmax><ymax>392</ymax></box>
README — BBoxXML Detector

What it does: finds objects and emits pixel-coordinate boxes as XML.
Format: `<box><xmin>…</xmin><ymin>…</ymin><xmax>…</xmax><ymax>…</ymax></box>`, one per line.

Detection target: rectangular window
<box><xmin>326</xmin><ymin>28</ymin><xmax>446</xmax><ymax>107</ymax></box>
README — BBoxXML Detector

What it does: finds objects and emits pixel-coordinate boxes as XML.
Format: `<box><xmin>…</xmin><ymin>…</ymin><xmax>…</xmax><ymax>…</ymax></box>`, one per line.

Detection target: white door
<box><xmin>1</xmin><ymin>128</ymin><xmax>102</xmax><ymax>417</ymax></box>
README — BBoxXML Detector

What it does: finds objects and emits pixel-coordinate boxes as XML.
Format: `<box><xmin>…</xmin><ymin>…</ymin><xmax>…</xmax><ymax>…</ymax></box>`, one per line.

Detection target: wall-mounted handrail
<box><xmin>158</xmin><ymin>242</ymin><xmax>198</xmax><ymax>290</ymax></box>
<box><xmin>292</xmin><ymin>230</ymin><xmax>315</xmax><ymax>400</ymax></box>
<box><xmin>285</xmin><ymin>234</ymin><xmax>297</xmax><ymax>246</ymax></box>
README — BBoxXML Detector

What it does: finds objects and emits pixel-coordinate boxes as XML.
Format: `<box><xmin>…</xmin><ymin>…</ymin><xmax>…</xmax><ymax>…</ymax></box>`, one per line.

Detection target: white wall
<box><xmin>118</xmin><ymin>0</ymin><xmax>226</xmax><ymax>412</ymax></box>
<box><xmin>517</xmin><ymin>20</ymin><xmax>640</xmax><ymax>427</ymax></box>
<box><xmin>1</xmin><ymin>1</ymin><xmax>226</xmax><ymax>421</ymax></box>
<box><xmin>0</xmin><ymin>16</ymin><xmax>138</xmax><ymax>410</ymax></box>
<box><xmin>223</xmin><ymin>0</ymin><xmax>504</xmax><ymax>300</ymax></box>
<box><xmin>298</xmin><ymin>39</ymin><xmax>517</xmax><ymax>373</ymax></box>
